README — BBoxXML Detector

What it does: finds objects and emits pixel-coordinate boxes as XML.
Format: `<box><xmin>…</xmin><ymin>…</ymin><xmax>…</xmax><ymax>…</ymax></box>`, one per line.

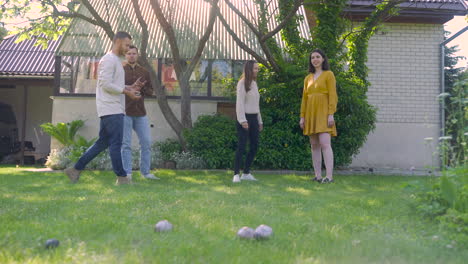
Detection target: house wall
<box><xmin>351</xmin><ymin>23</ymin><xmax>443</xmax><ymax>169</ymax></box>
<box><xmin>0</xmin><ymin>81</ymin><xmax>53</xmax><ymax>158</ymax></box>
<box><xmin>50</xmin><ymin>96</ymin><xmax>218</xmax><ymax>150</ymax></box>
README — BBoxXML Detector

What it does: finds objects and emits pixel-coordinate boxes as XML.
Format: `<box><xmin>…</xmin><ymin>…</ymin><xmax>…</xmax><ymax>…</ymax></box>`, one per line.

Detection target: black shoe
<box><xmin>312</xmin><ymin>177</ymin><xmax>322</xmax><ymax>182</ymax></box>
<box><xmin>321</xmin><ymin>178</ymin><xmax>334</xmax><ymax>184</ymax></box>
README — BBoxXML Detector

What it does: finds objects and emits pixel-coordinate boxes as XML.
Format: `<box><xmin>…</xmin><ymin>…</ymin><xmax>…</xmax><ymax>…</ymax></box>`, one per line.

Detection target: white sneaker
<box><xmin>143</xmin><ymin>173</ymin><xmax>160</xmax><ymax>180</ymax></box>
<box><xmin>233</xmin><ymin>174</ymin><xmax>241</xmax><ymax>183</ymax></box>
<box><xmin>241</xmin><ymin>173</ymin><xmax>257</xmax><ymax>181</ymax></box>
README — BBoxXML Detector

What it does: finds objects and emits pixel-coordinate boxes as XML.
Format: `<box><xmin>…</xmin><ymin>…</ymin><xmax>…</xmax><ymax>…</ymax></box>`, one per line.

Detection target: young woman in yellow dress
<box><xmin>299</xmin><ymin>49</ymin><xmax>337</xmax><ymax>183</ymax></box>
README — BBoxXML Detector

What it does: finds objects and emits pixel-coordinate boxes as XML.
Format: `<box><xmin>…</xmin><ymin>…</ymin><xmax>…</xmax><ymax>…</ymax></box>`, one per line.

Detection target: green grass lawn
<box><xmin>0</xmin><ymin>166</ymin><xmax>466</xmax><ymax>264</ymax></box>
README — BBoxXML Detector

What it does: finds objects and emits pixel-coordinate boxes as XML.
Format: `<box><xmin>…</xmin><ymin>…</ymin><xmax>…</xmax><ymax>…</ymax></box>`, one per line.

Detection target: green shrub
<box><xmin>411</xmin><ymin>166</ymin><xmax>468</xmax><ymax>247</ymax></box>
<box><xmin>171</xmin><ymin>151</ymin><xmax>206</xmax><ymax>169</ymax></box>
<box><xmin>185</xmin><ymin>114</ymin><xmax>237</xmax><ymax>169</ymax></box>
<box><xmin>45</xmin><ymin>147</ymin><xmax>73</xmax><ymax>170</ymax></box>
<box><xmin>40</xmin><ymin>120</ymin><xmax>85</xmax><ymax>147</ymax></box>
<box><xmin>155</xmin><ymin>139</ymin><xmax>182</xmax><ymax>162</ymax></box>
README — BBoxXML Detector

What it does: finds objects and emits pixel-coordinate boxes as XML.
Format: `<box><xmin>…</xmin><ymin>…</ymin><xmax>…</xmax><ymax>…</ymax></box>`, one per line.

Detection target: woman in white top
<box><xmin>233</xmin><ymin>61</ymin><xmax>263</xmax><ymax>183</ymax></box>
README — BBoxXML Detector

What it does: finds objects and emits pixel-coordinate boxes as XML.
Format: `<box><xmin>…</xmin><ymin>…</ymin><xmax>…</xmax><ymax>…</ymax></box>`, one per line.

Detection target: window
<box><xmin>56</xmin><ymin>56</ymin><xmax>246</xmax><ymax>99</ymax></box>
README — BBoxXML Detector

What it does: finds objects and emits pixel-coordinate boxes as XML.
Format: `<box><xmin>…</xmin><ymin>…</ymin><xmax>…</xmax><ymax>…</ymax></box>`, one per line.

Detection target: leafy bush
<box><xmin>171</xmin><ymin>151</ymin><xmax>206</xmax><ymax>169</ymax></box>
<box><xmin>45</xmin><ymin>147</ymin><xmax>73</xmax><ymax>170</ymax></box>
<box><xmin>155</xmin><ymin>139</ymin><xmax>182</xmax><ymax>162</ymax></box>
<box><xmin>40</xmin><ymin>120</ymin><xmax>85</xmax><ymax>147</ymax></box>
<box><xmin>410</xmin><ymin>166</ymin><xmax>468</xmax><ymax>247</ymax></box>
<box><xmin>185</xmin><ymin>114</ymin><xmax>237</xmax><ymax>169</ymax></box>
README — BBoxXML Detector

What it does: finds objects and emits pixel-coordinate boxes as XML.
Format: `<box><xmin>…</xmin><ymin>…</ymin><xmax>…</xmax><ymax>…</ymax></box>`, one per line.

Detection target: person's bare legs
<box><xmin>309</xmin><ymin>134</ymin><xmax>322</xmax><ymax>180</ymax></box>
<box><xmin>319</xmin><ymin>132</ymin><xmax>334</xmax><ymax>180</ymax></box>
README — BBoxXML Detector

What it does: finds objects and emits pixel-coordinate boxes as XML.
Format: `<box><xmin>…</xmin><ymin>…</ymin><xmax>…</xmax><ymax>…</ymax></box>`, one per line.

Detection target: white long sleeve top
<box><xmin>96</xmin><ymin>52</ymin><xmax>125</xmax><ymax>117</ymax></box>
<box><xmin>236</xmin><ymin>79</ymin><xmax>262</xmax><ymax>124</ymax></box>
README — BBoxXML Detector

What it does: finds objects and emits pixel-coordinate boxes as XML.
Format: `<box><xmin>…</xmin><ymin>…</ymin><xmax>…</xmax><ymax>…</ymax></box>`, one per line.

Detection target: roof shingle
<box><xmin>0</xmin><ymin>35</ymin><xmax>62</xmax><ymax>76</ymax></box>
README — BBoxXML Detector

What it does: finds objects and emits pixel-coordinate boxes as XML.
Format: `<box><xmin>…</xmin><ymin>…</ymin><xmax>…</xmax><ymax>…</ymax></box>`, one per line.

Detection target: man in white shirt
<box><xmin>65</xmin><ymin>31</ymin><xmax>143</xmax><ymax>185</ymax></box>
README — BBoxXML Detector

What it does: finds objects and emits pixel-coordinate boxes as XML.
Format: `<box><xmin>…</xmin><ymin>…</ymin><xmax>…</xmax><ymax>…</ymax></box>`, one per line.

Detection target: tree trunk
<box><xmin>139</xmin><ymin>57</ymin><xmax>187</xmax><ymax>149</ymax></box>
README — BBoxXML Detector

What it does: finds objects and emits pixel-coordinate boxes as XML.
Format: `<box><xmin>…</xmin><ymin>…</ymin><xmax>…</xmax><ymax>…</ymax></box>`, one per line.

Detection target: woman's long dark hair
<box><xmin>308</xmin><ymin>49</ymin><xmax>330</xmax><ymax>73</ymax></box>
<box><xmin>243</xmin><ymin>60</ymin><xmax>257</xmax><ymax>92</ymax></box>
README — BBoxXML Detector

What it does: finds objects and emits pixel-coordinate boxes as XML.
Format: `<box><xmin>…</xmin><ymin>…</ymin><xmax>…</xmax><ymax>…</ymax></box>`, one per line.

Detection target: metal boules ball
<box><xmin>237</xmin><ymin>226</ymin><xmax>255</xmax><ymax>239</ymax></box>
<box><xmin>254</xmin><ymin>225</ymin><xmax>273</xmax><ymax>240</ymax></box>
<box><xmin>155</xmin><ymin>220</ymin><xmax>173</xmax><ymax>232</ymax></box>
<box><xmin>45</xmin><ymin>239</ymin><xmax>60</xmax><ymax>249</ymax></box>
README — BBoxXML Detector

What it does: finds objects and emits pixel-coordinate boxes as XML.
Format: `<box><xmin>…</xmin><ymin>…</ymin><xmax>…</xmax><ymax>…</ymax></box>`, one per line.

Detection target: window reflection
<box><xmin>57</xmin><ymin>56</ymin><xmax>246</xmax><ymax>99</ymax></box>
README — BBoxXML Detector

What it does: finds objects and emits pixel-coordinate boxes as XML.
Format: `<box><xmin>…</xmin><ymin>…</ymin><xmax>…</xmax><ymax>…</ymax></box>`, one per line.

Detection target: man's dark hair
<box><xmin>128</xmin><ymin>45</ymin><xmax>139</xmax><ymax>53</ymax></box>
<box><xmin>113</xmin><ymin>31</ymin><xmax>132</xmax><ymax>42</ymax></box>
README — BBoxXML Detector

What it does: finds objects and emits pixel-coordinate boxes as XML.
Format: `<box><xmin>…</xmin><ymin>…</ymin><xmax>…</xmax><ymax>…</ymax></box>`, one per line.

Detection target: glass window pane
<box><xmin>161</xmin><ymin>59</ymin><xmax>180</xmax><ymax>96</ymax></box>
<box><xmin>189</xmin><ymin>60</ymin><xmax>208</xmax><ymax>96</ymax></box>
<box><xmin>74</xmin><ymin>57</ymin><xmax>100</xmax><ymax>94</ymax></box>
<box><xmin>211</xmin><ymin>60</ymin><xmax>236</xmax><ymax>97</ymax></box>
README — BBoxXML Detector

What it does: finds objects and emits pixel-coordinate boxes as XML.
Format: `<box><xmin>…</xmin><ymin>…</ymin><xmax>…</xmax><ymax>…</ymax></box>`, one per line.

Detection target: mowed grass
<box><xmin>0</xmin><ymin>166</ymin><xmax>466</xmax><ymax>264</ymax></box>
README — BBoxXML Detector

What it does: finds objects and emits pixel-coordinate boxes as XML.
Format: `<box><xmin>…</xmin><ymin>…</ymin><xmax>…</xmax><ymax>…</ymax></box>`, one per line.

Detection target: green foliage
<box><xmin>3</xmin><ymin>0</ymin><xmax>72</xmax><ymax>48</ymax></box>
<box><xmin>440</xmin><ymin>176</ymin><xmax>457</xmax><ymax>207</ymax></box>
<box><xmin>0</xmin><ymin>26</ymin><xmax>7</xmax><ymax>41</ymax></box>
<box><xmin>255</xmin><ymin>64</ymin><xmax>311</xmax><ymax>170</ymax></box>
<box><xmin>171</xmin><ymin>151</ymin><xmax>206</xmax><ymax>169</ymax></box>
<box><xmin>68</xmin><ymin>136</ymin><xmax>97</xmax><ymax>163</ymax></box>
<box><xmin>185</xmin><ymin>115</ymin><xmax>237</xmax><ymax>169</ymax></box>
<box><xmin>411</xmin><ymin>166</ymin><xmax>468</xmax><ymax>247</ymax></box>
<box><xmin>40</xmin><ymin>120</ymin><xmax>85</xmax><ymax>147</ymax></box>
<box><xmin>155</xmin><ymin>139</ymin><xmax>182</xmax><ymax>162</ymax></box>
<box><xmin>307</xmin><ymin>0</ymin><xmax>348</xmax><ymax>68</ymax></box>
<box><xmin>445</xmin><ymin>71</ymin><xmax>468</xmax><ymax>166</ymax></box>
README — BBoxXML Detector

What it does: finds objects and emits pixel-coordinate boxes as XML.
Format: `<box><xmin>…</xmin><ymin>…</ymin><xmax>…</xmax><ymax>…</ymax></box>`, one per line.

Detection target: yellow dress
<box><xmin>300</xmin><ymin>71</ymin><xmax>338</xmax><ymax>136</ymax></box>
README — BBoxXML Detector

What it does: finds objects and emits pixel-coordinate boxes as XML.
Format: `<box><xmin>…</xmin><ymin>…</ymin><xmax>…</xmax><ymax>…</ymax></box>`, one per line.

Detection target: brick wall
<box><xmin>366</xmin><ymin>23</ymin><xmax>444</xmax><ymax>124</ymax></box>
<box><xmin>351</xmin><ymin>23</ymin><xmax>444</xmax><ymax>168</ymax></box>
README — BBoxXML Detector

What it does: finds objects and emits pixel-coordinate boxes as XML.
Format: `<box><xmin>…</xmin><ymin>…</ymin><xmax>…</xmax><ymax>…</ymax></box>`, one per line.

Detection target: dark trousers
<box><xmin>74</xmin><ymin>114</ymin><xmax>127</xmax><ymax>177</ymax></box>
<box><xmin>234</xmin><ymin>114</ymin><xmax>259</xmax><ymax>175</ymax></box>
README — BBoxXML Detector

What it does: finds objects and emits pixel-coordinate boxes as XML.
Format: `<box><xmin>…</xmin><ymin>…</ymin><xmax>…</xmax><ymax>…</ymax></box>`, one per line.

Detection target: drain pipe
<box><xmin>439</xmin><ymin>26</ymin><xmax>468</xmax><ymax>138</ymax></box>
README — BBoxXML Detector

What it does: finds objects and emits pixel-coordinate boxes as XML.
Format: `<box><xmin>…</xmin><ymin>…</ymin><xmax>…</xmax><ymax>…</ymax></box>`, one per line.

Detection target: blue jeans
<box><xmin>74</xmin><ymin>114</ymin><xmax>127</xmax><ymax>177</ymax></box>
<box><xmin>122</xmin><ymin>115</ymin><xmax>152</xmax><ymax>175</ymax></box>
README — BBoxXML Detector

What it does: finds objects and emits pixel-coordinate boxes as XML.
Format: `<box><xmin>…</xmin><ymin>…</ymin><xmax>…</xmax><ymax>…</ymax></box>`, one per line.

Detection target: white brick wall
<box><xmin>366</xmin><ymin>23</ymin><xmax>444</xmax><ymax>124</ymax></box>
<box><xmin>351</xmin><ymin>23</ymin><xmax>444</xmax><ymax>169</ymax></box>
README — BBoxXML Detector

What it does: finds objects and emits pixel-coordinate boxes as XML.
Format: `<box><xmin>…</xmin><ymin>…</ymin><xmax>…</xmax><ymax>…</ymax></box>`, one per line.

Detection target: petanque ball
<box><xmin>45</xmin><ymin>239</ymin><xmax>60</xmax><ymax>249</ymax></box>
<box><xmin>254</xmin><ymin>225</ymin><xmax>273</xmax><ymax>239</ymax></box>
<box><xmin>155</xmin><ymin>220</ymin><xmax>173</xmax><ymax>232</ymax></box>
<box><xmin>237</xmin><ymin>226</ymin><xmax>255</xmax><ymax>239</ymax></box>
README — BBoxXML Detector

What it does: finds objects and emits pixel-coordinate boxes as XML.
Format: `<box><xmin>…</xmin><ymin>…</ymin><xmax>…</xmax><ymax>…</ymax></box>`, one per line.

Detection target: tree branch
<box><xmin>186</xmin><ymin>0</ymin><xmax>220</xmax><ymax>77</ymax></box>
<box><xmin>261</xmin><ymin>0</ymin><xmax>303</xmax><ymax>41</ymax></box>
<box><xmin>131</xmin><ymin>0</ymin><xmax>186</xmax><ymax>143</ymax></box>
<box><xmin>150</xmin><ymin>0</ymin><xmax>183</xmax><ymax>76</ymax></box>
<box><xmin>130</xmin><ymin>0</ymin><xmax>148</xmax><ymax>58</ymax></box>
<box><xmin>80</xmin><ymin>0</ymin><xmax>114</xmax><ymax>40</ymax></box>
<box><xmin>216</xmin><ymin>10</ymin><xmax>269</xmax><ymax>66</ymax></box>
<box><xmin>223</xmin><ymin>0</ymin><xmax>262</xmax><ymax>38</ymax></box>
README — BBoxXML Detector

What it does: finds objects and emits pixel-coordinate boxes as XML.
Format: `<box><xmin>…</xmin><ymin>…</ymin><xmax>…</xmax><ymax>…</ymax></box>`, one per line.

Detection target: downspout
<box><xmin>439</xmin><ymin>26</ymin><xmax>468</xmax><ymax>138</ymax></box>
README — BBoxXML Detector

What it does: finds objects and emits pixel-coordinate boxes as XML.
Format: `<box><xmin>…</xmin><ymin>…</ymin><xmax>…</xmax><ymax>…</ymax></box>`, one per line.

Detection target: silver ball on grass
<box><xmin>237</xmin><ymin>226</ymin><xmax>255</xmax><ymax>239</ymax></box>
<box><xmin>155</xmin><ymin>220</ymin><xmax>173</xmax><ymax>232</ymax></box>
<box><xmin>254</xmin><ymin>224</ymin><xmax>273</xmax><ymax>240</ymax></box>
<box><xmin>45</xmin><ymin>239</ymin><xmax>60</xmax><ymax>249</ymax></box>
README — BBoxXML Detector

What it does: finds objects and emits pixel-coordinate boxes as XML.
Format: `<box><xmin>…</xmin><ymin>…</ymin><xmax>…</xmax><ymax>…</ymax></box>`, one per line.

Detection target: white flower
<box><xmin>437</xmin><ymin>93</ymin><xmax>450</xmax><ymax>98</ymax></box>
<box><xmin>464</xmin><ymin>132</ymin><xmax>468</xmax><ymax>136</ymax></box>
<box><xmin>438</xmin><ymin>136</ymin><xmax>452</xmax><ymax>141</ymax></box>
